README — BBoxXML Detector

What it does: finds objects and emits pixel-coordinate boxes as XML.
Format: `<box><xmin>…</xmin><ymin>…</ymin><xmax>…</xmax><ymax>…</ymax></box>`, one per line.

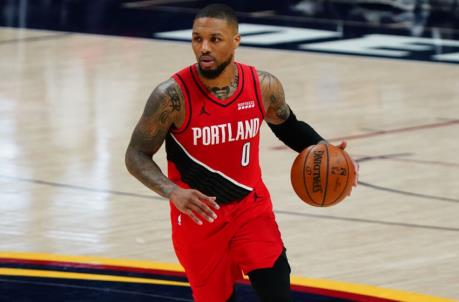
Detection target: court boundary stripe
<box><xmin>0</xmin><ymin>268</ymin><xmax>189</xmax><ymax>287</ymax></box>
<box><xmin>1</xmin><ymin>174</ymin><xmax>457</xmax><ymax>231</ymax></box>
<box><xmin>329</xmin><ymin>120</ymin><xmax>459</xmax><ymax>142</ymax></box>
<box><xmin>0</xmin><ymin>252</ymin><xmax>183</xmax><ymax>272</ymax></box>
<box><xmin>0</xmin><ymin>258</ymin><xmax>393</xmax><ymax>301</ymax></box>
<box><xmin>275</xmin><ymin>210</ymin><xmax>459</xmax><ymax>232</ymax></box>
<box><xmin>0</xmin><ymin>32</ymin><xmax>72</xmax><ymax>45</ymax></box>
<box><xmin>0</xmin><ymin>174</ymin><xmax>164</xmax><ymax>201</ymax></box>
<box><xmin>0</xmin><ymin>258</ymin><xmax>187</xmax><ymax>279</ymax></box>
<box><xmin>356</xmin><ymin>153</ymin><xmax>459</xmax><ymax>168</ymax></box>
<box><xmin>0</xmin><ymin>269</ymin><xmax>393</xmax><ymax>302</ymax></box>
<box><xmin>289</xmin><ymin>276</ymin><xmax>456</xmax><ymax>302</ymax></box>
<box><xmin>358</xmin><ymin>180</ymin><xmax>459</xmax><ymax>203</ymax></box>
<box><xmin>355</xmin><ymin>153</ymin><xmax>459</xmax><ymax>203</ymax></box>
<box><xmin>0</xmin><ymin>278</ymin><xmax>193</xmax><ymax>301</ymax></box>
<box><xmin>0</xmin><ymin>252</ymin><xmax>455</xmax><ymax>302</ymax></box>
<box><xmin>290</xmin><ymin>283</ymin><xmax>398</xmax><ymax>302</ymax></box>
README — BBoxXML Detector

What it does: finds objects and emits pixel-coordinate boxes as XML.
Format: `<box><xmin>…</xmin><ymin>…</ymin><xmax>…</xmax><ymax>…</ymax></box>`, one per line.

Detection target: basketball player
<box><xmin>125</xmin><ymin>4</ymin><xmax>358</xmax><ymax>302</ymax></box>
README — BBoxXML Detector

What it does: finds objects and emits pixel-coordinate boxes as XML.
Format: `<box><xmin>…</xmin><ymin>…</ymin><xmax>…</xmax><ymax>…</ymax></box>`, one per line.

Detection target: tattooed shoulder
<box><xmin>257</xmin><ymin>70</ymin><xmax>282</xmax><ymax>100</ymax></box>
<box><xmin>257</xmin><ymin>70</ymin><xmax>289</xmax><ymax>122</ymax></box>
<box><xmin>163</xmin><ymin>79</ymin><xmax>183</xmax><ymax>112</ymax></box>
<box><xmin>143</xmin><ymin>78</ymin><xmax>184</xmax><ymax>126</ymax></box>
<box><xmin>257</xmin><ymin>70</ymin><xmax>275</xmax><ymax>88</ymax></box>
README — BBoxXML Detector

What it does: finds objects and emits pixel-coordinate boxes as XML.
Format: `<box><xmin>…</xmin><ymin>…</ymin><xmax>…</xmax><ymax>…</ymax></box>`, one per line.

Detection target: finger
<box><xmin>202</xmin><ymin>195</ymin><xmax>220</xmax><ymax>210</ymax></box>
<box><xmin>206</xmin><ymin>197</ymin><xmax>220</xmax><ymax>210</ymax></box>
<box><xmin>336</xmin><ymin>141</ymin><xmax>347</xmax><ymax>150</ymax></box>
<box><xmin>194</xmin><ymin>191</ymin><xmax>220</xmax><ymax>210</ymax></box>
<box><xmin>186</xmin><ymin>209</ymin><xmax>203</xmax><ymax>225</ymax></box>
<box><xmin>190</xmin><ymin>202</ymin><xmax>216</xmax><ymax>223</ymax></box>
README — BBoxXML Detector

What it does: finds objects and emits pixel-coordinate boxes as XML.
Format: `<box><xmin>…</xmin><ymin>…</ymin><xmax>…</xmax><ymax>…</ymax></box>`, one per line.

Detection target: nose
<box><xmin>201</xmin><ymin>40</ymin><xmax>210</xmax><ymax>54</ymax></box>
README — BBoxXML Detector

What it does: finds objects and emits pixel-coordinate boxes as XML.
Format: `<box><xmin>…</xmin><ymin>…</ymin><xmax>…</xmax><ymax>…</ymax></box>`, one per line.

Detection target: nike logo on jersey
<box><xmin>238</xmin><ymin>101</ymin><xmax>255</xmax><ymax>110</ymax></box>
<box><xmin>192</xmin><ymin>117</ymin><xmax>261</xmax><ymax>146</ymax></box>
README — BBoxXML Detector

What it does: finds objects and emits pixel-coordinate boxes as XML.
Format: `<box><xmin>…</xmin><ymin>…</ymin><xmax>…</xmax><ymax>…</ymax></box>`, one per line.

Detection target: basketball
<box><xmin>290</xmin><ymin>144</ymin><xmax>355</xmax><ymax>207</ymax></box>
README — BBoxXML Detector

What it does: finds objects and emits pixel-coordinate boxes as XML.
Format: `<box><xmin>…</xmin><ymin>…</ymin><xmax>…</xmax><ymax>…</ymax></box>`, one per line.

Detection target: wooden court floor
<box><xmin>0</xmin><ymin>27</ymin><xmax>458</xmax><ymax>300</ymax></box>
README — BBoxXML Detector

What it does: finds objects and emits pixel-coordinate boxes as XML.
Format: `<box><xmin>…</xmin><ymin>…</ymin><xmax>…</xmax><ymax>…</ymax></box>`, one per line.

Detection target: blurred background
<box><xmin>1</xmin><ymin>1</ymin><xmax>459</xmax><ymax>301</ymax></box>
<box><xmin>1</xmin><ymin>0</ymin><xmax>459</xmax><ymax>42</ymax></box>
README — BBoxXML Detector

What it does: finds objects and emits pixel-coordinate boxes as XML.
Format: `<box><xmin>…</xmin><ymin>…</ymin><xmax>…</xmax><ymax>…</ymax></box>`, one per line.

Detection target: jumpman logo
<box><xmin>254</xmin><ymin>191</ymin><xmax>261</xmax><ymax>201</ymax></box>
<box><xmin>199</xmin><ymin>105</ymin><xmax>210</xmax><ymax>116</ymax></box>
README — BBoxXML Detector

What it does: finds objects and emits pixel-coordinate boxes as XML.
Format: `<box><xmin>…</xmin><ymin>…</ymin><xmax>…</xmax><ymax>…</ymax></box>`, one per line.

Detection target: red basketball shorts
<box><xmin>170</xmin><ymin>180</ymin><xmax>284</xmax><ymax>302</ymax></box>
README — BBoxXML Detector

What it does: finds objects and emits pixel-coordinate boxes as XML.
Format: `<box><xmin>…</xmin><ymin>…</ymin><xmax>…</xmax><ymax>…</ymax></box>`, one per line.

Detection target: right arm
<box><xmin>258</xmin><ymin>70</ymin><xmax>325</xmax><ymax>151</ymax></box>
<box><xmin>125</xmin><ymin>78</ymin><xmax>219</xmax><ymax>225</ymax></box>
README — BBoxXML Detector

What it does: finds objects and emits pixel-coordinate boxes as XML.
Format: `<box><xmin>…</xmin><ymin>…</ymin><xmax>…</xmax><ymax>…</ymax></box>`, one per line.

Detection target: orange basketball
<box><xmin>290</xmin><ymin>144</ymin><xmax>355</xmax><ymax>207</ymax></box>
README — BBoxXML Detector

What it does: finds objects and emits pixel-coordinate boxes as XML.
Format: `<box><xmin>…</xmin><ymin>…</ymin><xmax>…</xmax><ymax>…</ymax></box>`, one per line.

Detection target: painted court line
<box><xmin>0</xmin><ymin>33</ymin><xmax>71</xmax><ymax>45</ymax></box>
<box><xmin>275</xmin><ymin>210</ymin><xmax>459</xmax><ymax>232</ymax></box>
<box><xmin>1</xmin><ymin>174</ymin><xmax>456</xmax><ymax>231</ymax></box>
<box><xmin>358</xmin><ymin>181</ymin><xmax>459</xmax><ymax>203</ymax></box>
<box><xmin>0</xmin><ymin>252</ymin><xmax>455</xmax><ymax>302</ymax></box>
<box><xmin>329</xmin><ymin>120</ymin><xmax>459</xmax><ymax>142</ymax></box>
<box><xmin>356</xmin><ymin>153</ymin><xmax>459</xmax><ymax>168</ymax></box>
<box><xmin>0</xmin><ymin>278</ymin><xmax>192</xmax><ymax>301</ymax></box>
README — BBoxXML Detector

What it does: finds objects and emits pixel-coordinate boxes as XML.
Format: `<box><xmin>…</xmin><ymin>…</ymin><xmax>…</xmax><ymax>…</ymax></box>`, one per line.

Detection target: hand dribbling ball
<box><xmin>290</xmin><ymin>144</ymin><xmax>355</xmax><ymax>207</ymax></box>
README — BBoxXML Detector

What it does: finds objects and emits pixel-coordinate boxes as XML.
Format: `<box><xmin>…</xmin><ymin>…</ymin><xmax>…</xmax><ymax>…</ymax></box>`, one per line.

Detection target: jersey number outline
<box><xmin>241</xmin><ymin>142</ymin><xmax>250</xmax><ymax>167</ymax></box>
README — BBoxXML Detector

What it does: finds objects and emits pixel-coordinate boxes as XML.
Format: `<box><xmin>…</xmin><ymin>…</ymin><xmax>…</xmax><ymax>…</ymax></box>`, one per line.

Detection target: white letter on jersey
<box><xmin>235</xmin><ymin>121</ymin><xmax>245</xmax><ymax>141</ymax></box>
<box><xmin>218</xmin><ymin>124</ymin><xmax>227</xmax><ymax>143</ymax></box>
<box><xmin>192</xmin><ymin>128</ymin><xmax>202</xmax><ymax>145</ymax></box>
<box><xmin>211</xmin><ymin>125</ymin><xmax>220</xmax><ymax>145</ymax></box>
<box><xmin>202</xmin><ymin>127</ymin><xmax>211</xmax><ymax>146</ymax></box>
<box><xmin>245</xmin><ymin>120</ymin><xmax>253</xmax><ymax>139</ymax></box>
<box><xmin>241</xmin><ymin>142</ymin><xmax>250</xmax><ymax>167</ymax></box>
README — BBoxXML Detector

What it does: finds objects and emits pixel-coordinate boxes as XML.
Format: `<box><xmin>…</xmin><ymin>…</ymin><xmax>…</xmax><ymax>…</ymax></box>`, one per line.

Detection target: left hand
<box><xmin>336</xmin><ymin>141</ymin><xmax>359</xmax><ymax>188</ymax></box>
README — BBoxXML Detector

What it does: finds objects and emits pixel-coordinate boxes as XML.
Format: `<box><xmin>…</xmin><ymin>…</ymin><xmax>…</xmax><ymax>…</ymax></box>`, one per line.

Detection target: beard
<box><xmin>198</xmin><ymin>55</ymin><xmax>233</xmax><ymax>79</ymax></box>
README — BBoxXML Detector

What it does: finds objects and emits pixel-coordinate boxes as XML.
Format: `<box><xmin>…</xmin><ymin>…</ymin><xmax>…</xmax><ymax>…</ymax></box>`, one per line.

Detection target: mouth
<box><xmin>199</xmin><ymin>55</ymin><xmax>215</xmax><ymax>69</ymax></box>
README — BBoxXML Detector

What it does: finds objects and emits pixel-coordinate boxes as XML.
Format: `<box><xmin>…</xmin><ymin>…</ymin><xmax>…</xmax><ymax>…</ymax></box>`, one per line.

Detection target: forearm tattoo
<box><xmin>126</xmin><ymin>79</ymin><xmax>183</xmax><ymax>198</ymax></box>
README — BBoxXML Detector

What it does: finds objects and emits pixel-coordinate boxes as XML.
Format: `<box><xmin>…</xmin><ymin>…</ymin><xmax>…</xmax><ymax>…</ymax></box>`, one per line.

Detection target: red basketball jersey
<box><xmin>166</xmin><ymin>62</ymin><xmax>265</xmax><ymax>203</ymax></box>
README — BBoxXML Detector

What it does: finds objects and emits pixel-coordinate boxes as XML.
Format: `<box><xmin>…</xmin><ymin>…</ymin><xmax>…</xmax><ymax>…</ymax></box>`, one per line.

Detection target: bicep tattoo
<box><xmin>131</xmin><ymin>80</ymin><xmax>183</xmax><ymax>155</ymax></box>
<box><xmin>125</xmin><ymin>80</ymin><xmax>183</xmax><ymax>198</ymax></box>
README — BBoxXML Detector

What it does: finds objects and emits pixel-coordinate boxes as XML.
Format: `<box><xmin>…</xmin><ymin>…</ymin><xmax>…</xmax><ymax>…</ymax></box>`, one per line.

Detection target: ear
<box><xmin>233</xmin><ymin>33</ymin><xmax>241</xmax><ymax>49</ymax></box>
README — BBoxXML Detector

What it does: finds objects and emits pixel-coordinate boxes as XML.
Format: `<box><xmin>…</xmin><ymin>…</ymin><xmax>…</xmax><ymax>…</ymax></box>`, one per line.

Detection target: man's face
<box><xmin>192</xmin><ymin>17</ymin><xmax>240</xmax><ymax>79</ymax></box>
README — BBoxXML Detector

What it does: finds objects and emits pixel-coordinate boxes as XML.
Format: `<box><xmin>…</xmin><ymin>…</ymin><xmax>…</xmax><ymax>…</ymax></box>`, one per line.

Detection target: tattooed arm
<box><xmin>258</xmin><ymin>70</ymin><xmax>290</xmax><ymax>125</ymax></box>
<box><xmin>258</xmin><ymin>70</ymin><xmax>326</xmax><ymax>147</ymax></box>
<box><xmin>125</xmin><ymin>78</ymin><xmax>183</xmax><ymax>198</ymax></box>
<box><xmin>125</xmin><ymin>78</ymin><xmax>219</xmax><ymax>225</ymax></box>
<box><xmin>258</xmin><ymin>70</ymin><xmax>359</xmax><ymax>187</ymax></box>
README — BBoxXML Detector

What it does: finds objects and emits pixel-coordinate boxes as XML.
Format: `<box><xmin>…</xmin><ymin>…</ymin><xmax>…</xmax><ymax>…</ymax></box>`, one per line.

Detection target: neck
<box><xmin>198</xmin><ymin>61</ymin><xmax>236</xmax><ymax>89</ymax></box>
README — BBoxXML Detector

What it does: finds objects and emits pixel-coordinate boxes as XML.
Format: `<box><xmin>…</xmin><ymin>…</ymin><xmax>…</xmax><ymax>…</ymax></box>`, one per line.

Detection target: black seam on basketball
<box><xmin>332</xmin><ymin>151</ymin><xmax>352</xmax><ymax>205</ymax></box>
<box><xmin>322</xmin><ymin>145</ymin><xmax>330</xmax><ymax>206</ymax></box>
<box><xmin>302</xmin><ymin>148</ymin><xmax>316</xmax><ymax>205</ymax></box>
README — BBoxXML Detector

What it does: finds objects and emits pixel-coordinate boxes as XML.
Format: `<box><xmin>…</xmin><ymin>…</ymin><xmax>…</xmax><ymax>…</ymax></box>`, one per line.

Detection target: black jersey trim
<box><xmin>171</xmin><ymin>73</ymin><xmax>192</xmax><ymax>134</ymax></box>
<box><xmin>166</xmin><ymin>134</ymin><xmax>253</xmax><ymax>204</ymax></box>
<box><xmin>190</xmin><ymin>63</ymin><xmax>245</xmax><ymax>108</ymax></box>
<box><xmin>250</xmin><ymin>67</ymin><xmax>265</xmax><ymax>119</ymax></box>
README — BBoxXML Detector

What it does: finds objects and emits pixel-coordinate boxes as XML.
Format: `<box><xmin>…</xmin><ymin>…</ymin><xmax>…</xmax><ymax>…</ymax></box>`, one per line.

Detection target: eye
<box><xmin>211</xmin><ymin>37</ymin><xmax>222</xmax><ymax>43</ymax></box>
<box><xmin>193</xmin><ymin>36</ymin><xmax>202</xmax><ymax>42</ymax></box>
